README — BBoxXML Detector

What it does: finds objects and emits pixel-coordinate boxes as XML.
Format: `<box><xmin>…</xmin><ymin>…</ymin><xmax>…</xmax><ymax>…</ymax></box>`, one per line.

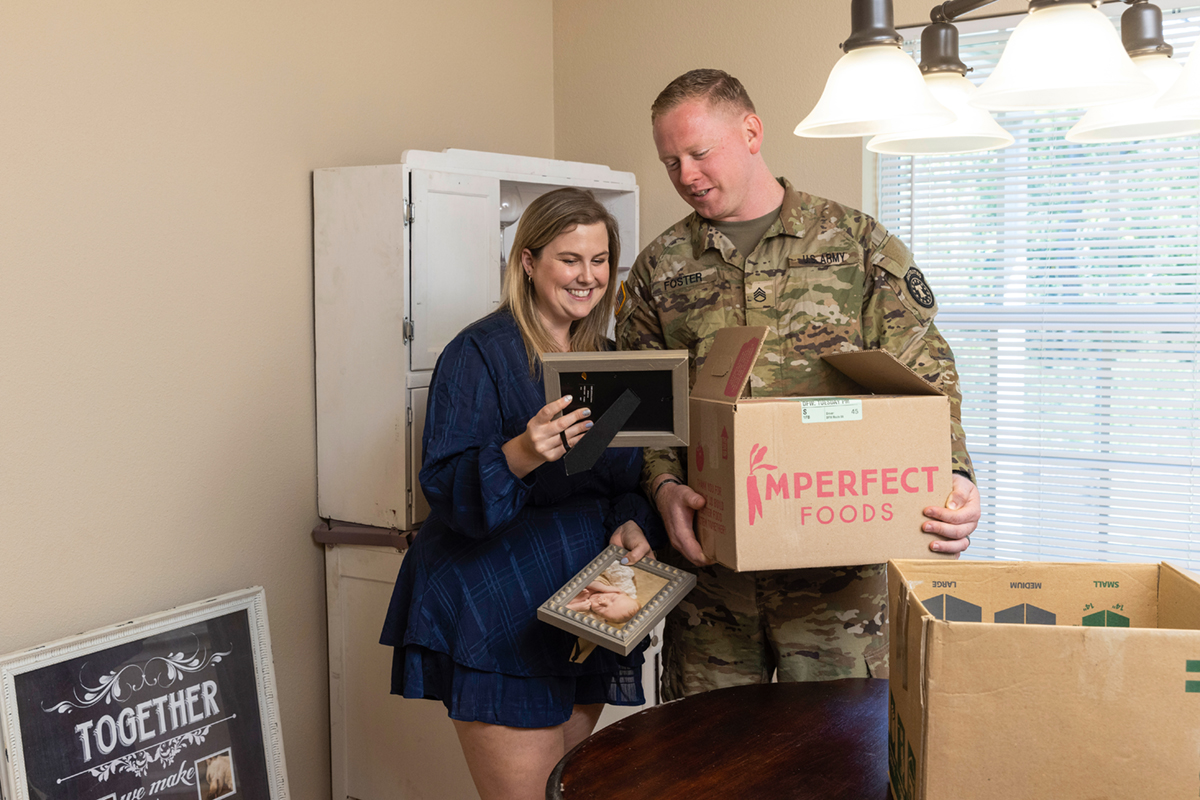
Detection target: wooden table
<box><xmin>548</xmin><ymin>678</ymin><xmax>891</xmax><ymax>800</ymax></box>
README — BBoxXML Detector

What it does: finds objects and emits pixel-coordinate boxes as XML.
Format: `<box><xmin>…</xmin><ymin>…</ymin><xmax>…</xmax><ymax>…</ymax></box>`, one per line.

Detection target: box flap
<box><xmin>691</xmin><ymin>326</ymin><xmax>768</xmax><ymax>404</ymax></box>
<box><xmin>821</xmin><ymin>350</ymin><xmax>944</xmax><ymax>397</ymax></box>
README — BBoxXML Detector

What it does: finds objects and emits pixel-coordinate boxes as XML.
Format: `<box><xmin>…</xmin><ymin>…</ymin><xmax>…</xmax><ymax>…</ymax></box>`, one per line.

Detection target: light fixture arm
<box><xmin>929</xmin><ymin>0</ymin><xmax>997</xmax><ymax>24</ymax></box>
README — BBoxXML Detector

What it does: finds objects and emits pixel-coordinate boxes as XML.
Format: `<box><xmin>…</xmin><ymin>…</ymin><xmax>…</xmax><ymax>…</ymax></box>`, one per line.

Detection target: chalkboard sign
<box><xmin>542</xmin><ymin>350</ymin><xmax>689</xmax><ymax>448</ymax></box>
<box><xmin>0</xmin><ymin>589</ymin><xmax>288</xmax><ymax>800</ymax></box>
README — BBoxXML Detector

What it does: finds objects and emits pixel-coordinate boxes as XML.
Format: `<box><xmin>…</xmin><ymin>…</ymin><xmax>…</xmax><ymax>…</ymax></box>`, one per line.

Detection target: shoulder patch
<box><xmin>874</xmin><ymin>234</ymin><xmax>911</xmax><ymax>279</ymax></box>
<box><xmin>904</xmin><ymin>268</ymin><xmax>936</xmax><ymax>309</ymax></box>
<box><xmin>614</xmin><ymin>281</ymin><xmax>629</xmax><ymax>319</ymax></box>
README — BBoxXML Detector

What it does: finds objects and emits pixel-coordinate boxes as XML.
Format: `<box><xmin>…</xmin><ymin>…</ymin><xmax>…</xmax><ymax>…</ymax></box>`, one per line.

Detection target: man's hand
<box><xmin>652</xmin><ymin>476</ymin><xmax>711</xmax><ymax>566</ymax></box>
<box><xmin>922</xmin><ymin>473</ymin><xmax>980</xmax><ymax>555</ymax></box>
<box><xmin>609</xmin><ymin>521</ymin><xmax>654</xmax><ymax>565</ymax></box>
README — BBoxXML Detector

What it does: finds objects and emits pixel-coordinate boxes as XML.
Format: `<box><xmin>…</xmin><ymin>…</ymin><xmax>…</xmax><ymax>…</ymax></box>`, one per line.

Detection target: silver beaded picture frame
<box><xmin>537</xmin><ymin>545</ymin><xmax>696</xmax><ymax>657</ymax></box>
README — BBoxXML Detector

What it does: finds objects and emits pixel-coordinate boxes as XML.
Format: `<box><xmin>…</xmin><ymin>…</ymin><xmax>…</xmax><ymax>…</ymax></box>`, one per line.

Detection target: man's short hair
<box><xmin>651</xmin><ymin>69</ymin><xmax>756</xmax><ymax>121</ymax></box>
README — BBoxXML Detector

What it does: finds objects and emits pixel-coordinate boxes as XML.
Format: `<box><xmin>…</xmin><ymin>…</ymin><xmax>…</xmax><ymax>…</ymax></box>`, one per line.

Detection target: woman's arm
<box><xmin>418</xmin><ymin>333</ymin><xmax>538</xmax><ymax>538</ymax></box>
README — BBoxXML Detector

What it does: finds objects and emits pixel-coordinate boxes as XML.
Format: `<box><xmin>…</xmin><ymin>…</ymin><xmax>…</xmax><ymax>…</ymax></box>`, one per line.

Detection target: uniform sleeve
<box><xmin>599</xmin><ymin>448</ymin><xmax>668</xmax><ymax>550</ymax></box>
<box><xmin>605</xmin><ymin>491</ymin><xmax>667</xmax><ymax>550</ymax></box>
<box><xmin>418</xmin><ymin>333</ymin><xmax>534</xmax><ymax>538</ymax></box>
<box><xmin>861</xmin><ymin>222</ymin><xmax>975</xmax><ymax>482</ymax></box>
<box><xmin>615</xmin><ymin>249</ymin><xmax>686</xmax><ymax>493</ymax></box>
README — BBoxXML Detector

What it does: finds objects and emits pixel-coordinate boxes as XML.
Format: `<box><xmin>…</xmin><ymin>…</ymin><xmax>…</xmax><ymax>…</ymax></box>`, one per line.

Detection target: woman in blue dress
<box><xmin>380</xmin><ymin>187</ymin><xmax>662</xmax><ymax>799</ymax></box>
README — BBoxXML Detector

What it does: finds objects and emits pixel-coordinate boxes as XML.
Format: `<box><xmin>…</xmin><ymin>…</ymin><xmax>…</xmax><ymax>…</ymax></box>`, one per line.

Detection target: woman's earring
<box><xmin>525</xmin><ymin>270</ymin><xmax>532</xmax><ymax>284</ymax></box>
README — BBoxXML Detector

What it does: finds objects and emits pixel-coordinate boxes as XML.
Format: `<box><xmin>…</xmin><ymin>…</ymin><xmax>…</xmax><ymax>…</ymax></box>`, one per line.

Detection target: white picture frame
<box><xmin>0</xmin><ymin>587</ymin><xmax>288</xmax><ymax>800</ymax></box>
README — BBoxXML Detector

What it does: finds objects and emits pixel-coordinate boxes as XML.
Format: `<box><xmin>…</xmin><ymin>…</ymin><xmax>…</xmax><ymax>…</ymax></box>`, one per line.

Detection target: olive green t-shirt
<box><xmin>708</xmin><ymin>204</ymin><xmax>783</xmax><ymax>260</ymax></box>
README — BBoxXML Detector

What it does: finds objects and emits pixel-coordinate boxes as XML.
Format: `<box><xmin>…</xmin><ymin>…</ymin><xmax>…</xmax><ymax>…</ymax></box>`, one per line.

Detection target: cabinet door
<box><xmin>314</xmin><ymin>165</ymin><xmax>408</xmax><ymax>528</ymax></box>
<box><xmin>409</xmin><ymin>171</ymin><xmax>501</xmax><ymax>372</ymax></box>
<box><xmin>408</xmin><ymin>386</ymin><xmax>431</xmax><ymax>528</ymax></box>
<box><xmin>326</xmin><ymin>545</ymin><xmax>479</xmax><ymax>800</ymax></box>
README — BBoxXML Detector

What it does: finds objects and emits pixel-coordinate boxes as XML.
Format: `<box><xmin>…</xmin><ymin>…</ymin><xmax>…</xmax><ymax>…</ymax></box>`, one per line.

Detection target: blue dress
<box><xmin>380</xmin><ymin>310</ymin><xmax>663</xmax><ymax>728</ymax></box>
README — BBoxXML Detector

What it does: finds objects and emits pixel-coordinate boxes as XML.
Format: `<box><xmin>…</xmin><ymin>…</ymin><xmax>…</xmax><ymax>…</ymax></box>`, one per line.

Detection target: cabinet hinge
<box><xmin>407</xmin><ymin>406</ymin><xmax>413</xmax><ymax>424</ymax></box>
<box><xmin>404</xmin><ymin>198</ymin><xmax>414</xmax><ymax>225</ymax></box>
<box><xmin>406</xmin><ymin>487</ymin><xmax>413</xmax><ymax>511</ymax></box>
<box><xmin>403</xmin><ymin>318</ymin><xmax>415</xmax><ymax>343</ymax></box>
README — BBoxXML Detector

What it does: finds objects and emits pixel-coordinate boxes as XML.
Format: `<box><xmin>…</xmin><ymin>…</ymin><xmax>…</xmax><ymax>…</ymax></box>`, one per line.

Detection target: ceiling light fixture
<box><xmin>793</xmin><ymin>0</ymin><xmax>956</xmax><ymax>138</ymax></box>
<box><xmin>1067</xmin><ymin>0</ymin><xmax>1200</xmax><ymax>143</ymax></box>
<box><xmin>799</xmin><ymin>0</ymin><xmax>1194</xmax><ymax>153</ymax></box>
<box><xmin>970</xmin><ymin>0</ymin><xmax>1154</xmax><ymax>111</ymax></box>
<box><xmin>867</xmin><ymin>17</ymin><xmax>1015</xmax><ymax>154</ymax></box>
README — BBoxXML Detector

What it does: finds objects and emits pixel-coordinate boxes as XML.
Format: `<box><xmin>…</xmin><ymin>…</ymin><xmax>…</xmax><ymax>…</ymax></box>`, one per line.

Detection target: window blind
<box><xmin>875</xmin><ymin>2</ymin><xmax>1200</xmax><ymax>568</ymax></box>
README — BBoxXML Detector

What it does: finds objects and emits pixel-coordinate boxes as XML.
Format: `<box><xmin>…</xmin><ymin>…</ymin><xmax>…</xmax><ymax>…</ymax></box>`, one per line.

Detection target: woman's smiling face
<box><xmin>523</xmin><ymin>222</ymin><xmax>610</xmax><ymax>343</ymax></box>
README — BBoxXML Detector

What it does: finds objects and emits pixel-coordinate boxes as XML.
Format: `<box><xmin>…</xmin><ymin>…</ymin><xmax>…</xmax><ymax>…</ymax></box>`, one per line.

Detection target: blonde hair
<box><xmin>650</xmin><ymin>68</ymin><xmax>756</xmax><ymax>122</ymax></box>
<box><xmin>500</xmin><ymin>187</ymin><xmax>620</xmax><ymax>372</ymax></box>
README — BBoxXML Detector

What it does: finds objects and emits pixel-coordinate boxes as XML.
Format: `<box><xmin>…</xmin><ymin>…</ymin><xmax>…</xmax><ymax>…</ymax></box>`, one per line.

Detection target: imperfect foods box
<box><xmin>887</xmin><ymin>559</ymin><xmax>1200</xmax><ymax>800</ymax></box>
<box><xmin>688</xmin><ymin>326</ymin><xmax>954</xmax><ymax>571</ymax></box>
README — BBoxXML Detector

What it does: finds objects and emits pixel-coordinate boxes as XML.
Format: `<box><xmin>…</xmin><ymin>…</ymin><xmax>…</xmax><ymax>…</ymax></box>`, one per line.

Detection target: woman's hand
<box><xmin>501</xmin><ymin>395</ymin><xmax>592</xmax><ymax>478</ymax></box>
<box><xmin>609</xmin><ymin>521</ymin><xmax>653</xmax><ymax>565</ymax></box>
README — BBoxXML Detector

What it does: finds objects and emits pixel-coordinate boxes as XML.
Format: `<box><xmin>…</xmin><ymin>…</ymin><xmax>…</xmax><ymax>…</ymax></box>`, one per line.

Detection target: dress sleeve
<box><xmin>861</xmin><ymin>221</ymin><xmax>975</xmax><ymax>482</ymax></box>
<box><xmin>419</xmin><ymin>332</ymin><xmax>534</xmax><ymax>538</ymax></box>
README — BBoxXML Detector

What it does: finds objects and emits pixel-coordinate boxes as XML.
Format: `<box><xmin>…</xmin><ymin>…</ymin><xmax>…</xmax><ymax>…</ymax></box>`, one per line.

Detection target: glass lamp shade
<box><xmin>867</xmin><ymin>72</ymin><xmax>1015</xmax><ymax>154</ymax></box>
<box><xmin>794</xmin><ymin>44</ymin><xmax>955</xmax><ymax>138</ymax></box>
<box><xmin>1156</xmin><ymin>39</ymin><xmax>1200</xmax><ymax>110</ymax></box>
<box><xmin>1067</xmin><ymin>54</ymin><xmax>1200</xmax><ymax>142</ymax></box>
<box><xmin>970</xmin><ymin>3</ymin><xmax>1155</xmax><ymax>111</ymax></box>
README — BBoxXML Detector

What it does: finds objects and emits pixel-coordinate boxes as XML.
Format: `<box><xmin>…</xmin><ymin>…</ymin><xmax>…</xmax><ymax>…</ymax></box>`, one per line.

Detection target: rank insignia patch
<box><xmin>904</xmin><ymin>267</ymin><xmax>936</xmax><ymax>309</ymax></box>
<box><xmin>747</xmin><ymin>280</ymin><xmax>774</xmax><ymax>308</ymax></box>
<box><xmin>614</xmin><ymin>281</ymin><xmax>628</xmax><ymax>318</ymax></box>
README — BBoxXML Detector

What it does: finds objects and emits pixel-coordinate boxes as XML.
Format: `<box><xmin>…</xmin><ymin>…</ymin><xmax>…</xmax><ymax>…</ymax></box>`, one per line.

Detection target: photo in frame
<box><xmin>537</xmin><ymin>545</ymin><xmax>696</xmax><ymax>657</ymax></box>
<box><xmin>541</xmin><ymin>351</ymin><xmax>689</xmax><ymax>449</ymax></box>
<box><xmin>0</xmin><ymin>587</ymin><xmax>288</xmax><ymax>800</ymax></box>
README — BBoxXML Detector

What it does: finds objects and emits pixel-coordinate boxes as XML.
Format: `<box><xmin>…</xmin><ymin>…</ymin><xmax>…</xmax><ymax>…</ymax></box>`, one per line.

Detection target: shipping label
<box><xmin>800</xmin><ymin>398</ymin><xmax>862</xmax><ymax>424</ymax></box>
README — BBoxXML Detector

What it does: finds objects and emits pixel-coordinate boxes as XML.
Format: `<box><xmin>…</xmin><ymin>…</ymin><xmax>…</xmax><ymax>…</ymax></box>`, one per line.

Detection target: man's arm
<box><xmin>616</xmin><ymin>256</ymin><xmax>712</xmax><ymax>566</ymax></box>
<box><xmin>862</xmin><ymin>223</ymin><xmax>980</xmax><ymax>552</ymax></box>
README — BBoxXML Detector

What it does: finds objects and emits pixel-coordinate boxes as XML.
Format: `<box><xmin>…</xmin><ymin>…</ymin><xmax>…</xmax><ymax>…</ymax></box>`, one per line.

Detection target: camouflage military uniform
<box><xmin>615</xmin><ymin>179</ymin><xmax>974</xmax><ymax>699</ymax></box>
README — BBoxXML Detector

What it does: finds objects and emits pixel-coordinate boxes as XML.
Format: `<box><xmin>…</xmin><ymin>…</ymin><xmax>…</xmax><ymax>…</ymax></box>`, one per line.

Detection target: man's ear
<box><xmin>744</xmin><ymin>112</ymin><xmax>765</xmax><ymax>155</ymax></box>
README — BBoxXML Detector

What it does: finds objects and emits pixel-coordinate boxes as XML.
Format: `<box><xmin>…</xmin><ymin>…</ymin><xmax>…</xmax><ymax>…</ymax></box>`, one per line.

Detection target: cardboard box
<box><xmin>887</xmin><ymin>559</ymin><xmax>1200</xmax><ymax>800</ymax></box>
<box><xmin>688</xmin><ymin>326</ymin><xmax>953</xmax><ymax>571</ymax></box>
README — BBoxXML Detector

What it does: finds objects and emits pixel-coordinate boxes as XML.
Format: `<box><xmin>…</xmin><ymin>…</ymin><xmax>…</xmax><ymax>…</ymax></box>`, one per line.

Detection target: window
<box><xmin>874</xmin><ymin>3</ymin><xmax>1200</xmax><ymax>568</ymax></box>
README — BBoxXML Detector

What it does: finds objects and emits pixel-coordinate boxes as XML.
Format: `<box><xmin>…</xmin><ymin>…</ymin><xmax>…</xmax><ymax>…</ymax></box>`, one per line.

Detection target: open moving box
<box><xmin>888</xmin><ymin>559</ymin><xmax>1200</xmax><ymax>799</ymax></box>
<box><xmin>688</xmin><ymin>327</ymin><xmax>954</xmax><ymax>571</ymax></box>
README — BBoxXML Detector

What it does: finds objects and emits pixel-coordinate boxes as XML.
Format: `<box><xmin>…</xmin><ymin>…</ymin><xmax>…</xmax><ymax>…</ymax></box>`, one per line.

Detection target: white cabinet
<box><xmin>314</xmin><ymin>149</ymin><xmax>639</xmax><ymax>532</ymax></box>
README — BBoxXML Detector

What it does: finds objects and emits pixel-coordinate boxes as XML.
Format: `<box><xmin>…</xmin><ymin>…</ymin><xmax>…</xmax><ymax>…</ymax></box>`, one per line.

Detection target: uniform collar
<box><xmin>688</xmin><ymin>178</ymin><xmax>809</xmax><ymax>261</ymax></box>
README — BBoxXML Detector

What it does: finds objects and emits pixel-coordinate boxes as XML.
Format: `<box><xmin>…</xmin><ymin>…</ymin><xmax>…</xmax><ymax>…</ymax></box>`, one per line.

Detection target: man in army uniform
<box><xmin>615</xmin><ymin>69</ymin><xmax>980</xmax><ymax>700</ymax></box>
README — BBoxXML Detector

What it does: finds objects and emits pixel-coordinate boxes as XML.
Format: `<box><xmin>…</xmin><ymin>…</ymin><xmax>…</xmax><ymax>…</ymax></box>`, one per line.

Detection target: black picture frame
<box><xmin>541</xmin><ymin>351</ymin><xmax>689</xmax><ymax>448</ymax></box>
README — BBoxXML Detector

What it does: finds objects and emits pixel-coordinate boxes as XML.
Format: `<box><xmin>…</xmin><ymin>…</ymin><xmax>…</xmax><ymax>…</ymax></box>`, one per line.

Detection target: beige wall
<box><xmin>0</xmin><ymin>2</ymin><xmax>552</xmax><ymax>798</ymax></box>
<box><xmin>554</xmin><ymin>0</ymin><xmax>1027</xmax><ymax>246</ymax></box>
